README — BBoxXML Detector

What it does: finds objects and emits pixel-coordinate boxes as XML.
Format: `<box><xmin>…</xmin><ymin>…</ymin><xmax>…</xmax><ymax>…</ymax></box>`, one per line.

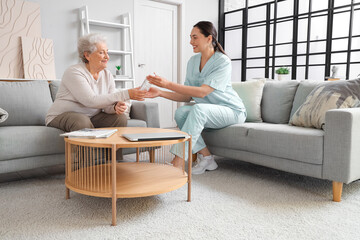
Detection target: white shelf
<box><xmin>108</xmin><ymin>50</ymin><xmax>132</xmax><ymax>55</ymax></box>
<box><xmin>114</xmin><ymin>78</ymin><xmax>135</xmax><ymax>82</ymax></box>
<box><xmin>80</xmin><ymin>6</ymin><xmax>135</xmax><ymax>88</ymax></box>
<box><xmin>89</xmin><ymin>19</ymin><xmax>130</xmax><ymax>29</ymax></box>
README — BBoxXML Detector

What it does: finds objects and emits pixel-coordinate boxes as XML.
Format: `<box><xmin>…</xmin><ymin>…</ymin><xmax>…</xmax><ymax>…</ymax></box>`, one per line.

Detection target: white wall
<box><xmin>26</xmin><ymin>0</ymin><xmax>218</xmax><ymax>82</ymax></box>
<box><xmin>183</xmin><ymin>0</ymin><xmax>219</xmax><ymax>76</ymax></box>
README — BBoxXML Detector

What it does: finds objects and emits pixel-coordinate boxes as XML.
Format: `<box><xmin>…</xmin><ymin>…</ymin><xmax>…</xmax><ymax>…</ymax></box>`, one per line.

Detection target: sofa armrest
<box><xmin>130</xmin><ymin>101</ymin><xmax>160</xmax><ymax>128</ymax></box>
<box><xmin>323</xmin><ymin>108</ymin><xmax>360</xmax><ymax>183</ymax></box>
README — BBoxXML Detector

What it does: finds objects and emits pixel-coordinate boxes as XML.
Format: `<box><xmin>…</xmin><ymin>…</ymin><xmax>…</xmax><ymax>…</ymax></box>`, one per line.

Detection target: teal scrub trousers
<box><xmin>170</xmin><ymin>103</ymin><xmax>246</xmax><ymax>160</ymax></box>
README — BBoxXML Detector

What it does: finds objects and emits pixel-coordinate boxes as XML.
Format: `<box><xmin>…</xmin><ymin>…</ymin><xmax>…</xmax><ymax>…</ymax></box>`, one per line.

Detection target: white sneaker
<box><xmin>192</xmin><ymin>154</ymin><xmax>218</xmax><ymax>175</ymax></box>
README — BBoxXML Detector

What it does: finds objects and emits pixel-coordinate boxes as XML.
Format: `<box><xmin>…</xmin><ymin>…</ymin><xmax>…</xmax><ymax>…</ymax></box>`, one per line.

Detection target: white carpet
<box><xmin>1</xmin><ymin>157</ymin><xmax>360</xmax><ymax>240</ymax></box>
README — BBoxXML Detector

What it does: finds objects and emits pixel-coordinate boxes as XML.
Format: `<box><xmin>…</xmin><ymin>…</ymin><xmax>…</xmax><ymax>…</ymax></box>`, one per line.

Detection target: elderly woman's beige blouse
<box><xmin>45</xmin><ymin>63</ymin><xmax>129</xmax><ymax>125</ymax></box>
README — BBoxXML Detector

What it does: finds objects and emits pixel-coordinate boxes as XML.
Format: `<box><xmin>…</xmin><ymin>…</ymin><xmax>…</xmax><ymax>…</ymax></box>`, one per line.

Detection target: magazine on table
<box><xmin>60</xmin><ymin>128</ymin><xmax>118</xmax><ymax>139</ymax></box>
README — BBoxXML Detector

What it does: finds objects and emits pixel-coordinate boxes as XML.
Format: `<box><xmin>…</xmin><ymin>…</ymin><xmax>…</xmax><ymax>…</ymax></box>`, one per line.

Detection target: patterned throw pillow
<box><xmin>289</xmin><ymin>78</ymin><xmax>360</xmax><ymax>129</ymax></box>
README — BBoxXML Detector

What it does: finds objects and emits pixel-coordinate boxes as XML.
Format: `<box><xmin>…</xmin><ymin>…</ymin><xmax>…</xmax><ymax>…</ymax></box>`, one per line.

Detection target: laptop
<box><xmin>122</xmin><ymin>132</ymin><xmax>188</xmax><ymax>141</ymax></box>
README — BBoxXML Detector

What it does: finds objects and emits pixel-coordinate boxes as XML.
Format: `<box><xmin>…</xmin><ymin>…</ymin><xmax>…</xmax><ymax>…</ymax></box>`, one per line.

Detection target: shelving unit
<box><xmin>79</xmin><ymin>6</ymin><xmax>135</xmax><ymax>88</ymax></box>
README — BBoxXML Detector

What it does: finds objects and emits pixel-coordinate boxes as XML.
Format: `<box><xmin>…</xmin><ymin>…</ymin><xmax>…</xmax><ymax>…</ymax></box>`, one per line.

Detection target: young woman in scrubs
<box><xmin>146</xmin><ymin>21</ymin><xmax>246</xmax><ymax>174</ymax></box>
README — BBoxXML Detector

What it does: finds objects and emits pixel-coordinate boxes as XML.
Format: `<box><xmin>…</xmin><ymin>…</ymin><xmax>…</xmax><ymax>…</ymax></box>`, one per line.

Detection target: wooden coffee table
<box><xmin>64</xmin><ymin>127</ymin><xmax>192</xmax><ymax>226</ymax></box>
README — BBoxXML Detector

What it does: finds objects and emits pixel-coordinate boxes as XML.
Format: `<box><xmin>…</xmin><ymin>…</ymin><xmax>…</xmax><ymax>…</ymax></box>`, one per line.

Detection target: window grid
<box><xmin>219</xmin><ymin>0</ymin><xmax>360</xmax><ymax>81</ymax></box>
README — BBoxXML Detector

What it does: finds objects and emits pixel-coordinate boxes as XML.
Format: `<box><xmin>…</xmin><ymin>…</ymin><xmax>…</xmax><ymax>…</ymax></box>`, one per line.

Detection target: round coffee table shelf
<box><xmin>65</xmin><ymin>162</ymin><xmax>188</xmax><ymax>198</ymax></box>
<box><xmin>64</xmin><ymin>127</ymin><xmax>192</xmax><ymax>226</ymax></box>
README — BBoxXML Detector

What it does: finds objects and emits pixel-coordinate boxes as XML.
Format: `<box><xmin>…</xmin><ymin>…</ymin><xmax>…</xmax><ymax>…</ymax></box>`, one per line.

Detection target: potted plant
<box><xmin>275</xmin><ymin>67</ymin><xmax>290</xmax><ymax>81</ymax></box>
<box><xmin>115</xmin><ymin>66</ymin><xmax>122</xmax><ymax>76</ymax></box>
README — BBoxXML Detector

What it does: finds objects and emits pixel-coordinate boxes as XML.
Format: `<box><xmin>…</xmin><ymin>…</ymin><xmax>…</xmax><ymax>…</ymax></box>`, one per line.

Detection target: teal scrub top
<box><xmin>184</xmin><ymin>52</ymin><xmax>246</xmax><ymax>113</ymax></box>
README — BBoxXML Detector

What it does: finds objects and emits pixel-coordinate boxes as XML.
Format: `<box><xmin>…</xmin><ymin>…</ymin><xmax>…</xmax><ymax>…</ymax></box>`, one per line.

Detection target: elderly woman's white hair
<box><xmin>78</xmin><ymin>33</ymin><xmax>107</xmax><ymax>63</ymax></box>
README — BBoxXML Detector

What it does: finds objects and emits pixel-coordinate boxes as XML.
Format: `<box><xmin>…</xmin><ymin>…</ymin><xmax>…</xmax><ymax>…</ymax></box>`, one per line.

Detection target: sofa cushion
<box><xmin>290</xmin><ymin>81</ymin><xmax>327</xmax><ymax>118</ymax></box>
<box><xmin>0</xmin><ymin>81</ymin><xmax>53</xmax><ymax>126</ymax></box>
<box><xmin>0</xmin><ymin>108</ymin><xmax>8</xmax><ymax>123</ymax></box>
<box><xmin>202</xmin><ymin>124</ymin><xmax>249</xmax><ymax>150</ymax></box>
<box><xmin>203</xmin><ymin>122</ymin><xmax>324</xmax><ymax>164</ymax></box>
<box><xmin>261</xmin><ymin>80</ymin><xmax>299</xmax><ymax>123</ymax></box>
<box><xmin>0</xmin><ymin>126</ymin><xmax>65</xmax><ymax>161</ymax></box>
<box><xmin>232</xmin><ymin>79</ymin><xmax>265</xmax><ymax>122</ymax></box>
<box><xmin>290</xmin><ymin>78</ymin><xmax>360</xmax><ymax>129</ymax></box>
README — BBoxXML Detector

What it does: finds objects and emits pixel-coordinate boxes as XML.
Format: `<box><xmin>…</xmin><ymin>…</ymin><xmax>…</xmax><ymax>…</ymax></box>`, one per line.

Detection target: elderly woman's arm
<box><xmin>62</xmin><ymin>66</ymin><xmax>129</xmax><ymax>109</ymax></box>
<box><xmin>103</xmin><ymin>102</ymin><xmax>117</xmax><ymax>114</ymax></box>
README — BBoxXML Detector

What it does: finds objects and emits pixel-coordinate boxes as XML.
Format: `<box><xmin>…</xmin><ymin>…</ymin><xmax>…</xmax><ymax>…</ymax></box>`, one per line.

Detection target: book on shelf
<box><xmin>60</xmin><ymin>128</ymin><xmax>118</xmax><ymax>139</ymax></box>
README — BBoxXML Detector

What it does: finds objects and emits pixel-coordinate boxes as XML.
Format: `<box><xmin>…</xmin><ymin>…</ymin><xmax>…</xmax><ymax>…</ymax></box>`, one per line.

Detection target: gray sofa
<box><xmin>202</xmin><ymin>80</ymin><xmax>360</xmax><ymax>202</ymax></box>
<box><xmin>0</xmin><ymin>80</ymin><xmax>159</xmax><ymax>176</ymax></box>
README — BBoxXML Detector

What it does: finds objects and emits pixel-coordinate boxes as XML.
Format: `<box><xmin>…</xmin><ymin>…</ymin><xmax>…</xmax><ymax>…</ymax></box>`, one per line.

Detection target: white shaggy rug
<box><xmin>1</xmin><ymin>157</ymin><xmax>360</xmax><ymax>240</ymax></box>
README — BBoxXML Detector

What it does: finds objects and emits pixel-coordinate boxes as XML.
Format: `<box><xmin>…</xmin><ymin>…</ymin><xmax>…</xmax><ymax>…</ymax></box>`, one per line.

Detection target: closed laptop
<box><xmin>122</xmin><ymin>132</ymin><xmax>188</xmax><ymax>141</ymax></box>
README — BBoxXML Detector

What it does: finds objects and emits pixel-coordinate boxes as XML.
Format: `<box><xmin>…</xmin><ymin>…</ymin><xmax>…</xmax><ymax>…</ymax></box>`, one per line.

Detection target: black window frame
<box><xmin>219</xmin><ymin>0</ymin><xmax>360</xmax><ymax>81</ymax></box>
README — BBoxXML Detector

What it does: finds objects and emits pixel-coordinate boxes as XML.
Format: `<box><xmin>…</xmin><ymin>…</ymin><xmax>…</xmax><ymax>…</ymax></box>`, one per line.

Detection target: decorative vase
<box><xmin>277</xmin><ymin>74</ymin><xmax>289</xmax><ymax>81</ymax></box>
<box><xmin>116</xmin><ymin>70</ymin><xmax>121</xmax><ymax>76</ymax></box>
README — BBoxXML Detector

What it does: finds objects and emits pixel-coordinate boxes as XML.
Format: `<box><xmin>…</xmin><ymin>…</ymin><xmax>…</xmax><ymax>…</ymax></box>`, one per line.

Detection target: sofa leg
<box><xmin>332</xmin><ymin>181</ymin><xmax>343</xmax><ymax>202</ymax></box>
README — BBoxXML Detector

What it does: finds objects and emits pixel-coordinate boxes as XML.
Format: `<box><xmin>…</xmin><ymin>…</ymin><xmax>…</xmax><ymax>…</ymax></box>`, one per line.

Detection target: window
<box><xmin>219</xmin><ymin>0</ymin><xmax>360</xmax><ymax>81</ymax></box>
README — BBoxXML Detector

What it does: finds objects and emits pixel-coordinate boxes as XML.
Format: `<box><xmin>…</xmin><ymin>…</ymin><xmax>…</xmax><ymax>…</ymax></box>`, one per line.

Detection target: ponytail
<box><xmin>213</xmin><ymin>38</ymin><xmax>226</xmax><ymax>55</ymax></box>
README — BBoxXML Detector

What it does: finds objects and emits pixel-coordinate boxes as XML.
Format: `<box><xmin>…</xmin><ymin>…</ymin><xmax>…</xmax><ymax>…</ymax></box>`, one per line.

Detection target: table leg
<box><xmin>187</xmin><ymin>137</ymin><xmax>192</xmax><ymax>202</ymax></box>
<box><xmin>111</xmin><ymin>144</ymin><xmax>117</xmax><ymax>226</ymax></box>
<box><xmin>66</xmin><ymin>188</ymin><xmax>70</xmax><ymax>200</ymax></box>
<box><xmin>136</xmin><ymin>148</ymin><xmax>140</xmax><ymax>163</ymax></box>
<box><xmin>149</xmin><ymin>148</ymin><xmax>155</xmax><ymax>163</ymax></box>
<box><xmin>65</xmin><ymin>142</ymin><xmax>71</xmax><ymax>200</ymax></box>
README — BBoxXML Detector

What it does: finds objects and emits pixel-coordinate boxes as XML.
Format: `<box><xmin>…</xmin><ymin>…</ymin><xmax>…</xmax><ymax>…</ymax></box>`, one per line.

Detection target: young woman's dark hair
<box><xmin>193</xmin><ymin>21</ymin><xmax>226</xmax><ymax>55</ymax></box>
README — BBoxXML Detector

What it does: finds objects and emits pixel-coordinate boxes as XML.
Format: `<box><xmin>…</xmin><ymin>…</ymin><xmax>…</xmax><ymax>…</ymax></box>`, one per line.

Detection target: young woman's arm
<box><xmin>147</xmin><ymin>74</ymin><xmax>214</xmax><ymax>98</ymax></box>
<box><xmin>145</xmin><ymin>87</ymin><xmax>192</xmax><ymax>102</ymax></box>
<box><xmin>159</xmin><ymin>90</ymin><xmax>192</xmax><ymax>102</ymax></box>
<box><xmin>167</xmin><ymin>82</ymin><xmax>213</xmax><ymax>98</ymax></box>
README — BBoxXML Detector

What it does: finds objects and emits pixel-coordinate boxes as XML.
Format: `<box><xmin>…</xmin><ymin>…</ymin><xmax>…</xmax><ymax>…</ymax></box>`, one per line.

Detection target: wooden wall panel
<box><xmin>0</xmin><ymin>0</ymin><xmax>41</xmax><ymax>78</ymax></box>
<box><xmin>21</xmin><ymin>37</ymin><xmax>56</xmax><ymax>79</ymax></box>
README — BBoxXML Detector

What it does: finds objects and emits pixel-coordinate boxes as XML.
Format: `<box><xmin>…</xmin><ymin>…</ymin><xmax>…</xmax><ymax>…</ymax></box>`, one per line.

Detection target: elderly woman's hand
<box><xmin>146</xmin><ymin>73</ymin><xmax>170</xmax><ymax>89</ymax></box>
<box><xmin>114</xmin><ymin>101</ymin><xmax>127</xmax><ymax>115</ymax></box>
<box><xmin>128</xmin><ymin>88</ymin><xmax>146</xmax><ymax>101</ymax></box>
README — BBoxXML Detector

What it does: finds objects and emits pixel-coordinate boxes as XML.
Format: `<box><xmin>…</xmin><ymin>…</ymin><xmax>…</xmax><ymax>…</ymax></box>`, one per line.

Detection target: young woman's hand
<box><xmin>146</xmin><ymin>73</ymin><xmax>170</xmax><ymax>89</ymax></box>
<box><xmin>144</xmin><ymin>87</ymin><xmax>161</xmax><ymax>98</ymax></box>
<box><xmin>114</xmin><ymin>101</ymin><xmax>127</xmax><ymax>114</ymax></box>
<box><xmin>128</xmin><ymin>88</ymin><xmax>146</xmax><ymax>101</ymax></box>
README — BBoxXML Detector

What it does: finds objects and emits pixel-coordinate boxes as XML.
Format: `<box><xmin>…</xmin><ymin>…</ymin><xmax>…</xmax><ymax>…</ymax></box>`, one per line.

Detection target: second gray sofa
<box><xmin>202</xmin><ymin>80</ymin><xmax>360</xmax><ymax>202</ymax></box>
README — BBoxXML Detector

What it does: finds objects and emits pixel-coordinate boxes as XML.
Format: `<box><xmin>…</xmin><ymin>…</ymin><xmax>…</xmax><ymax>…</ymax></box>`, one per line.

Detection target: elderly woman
<box><xmin>46</xmin><ymin>33</ymin><xmax>145</xmax><ymax>133</ymax></box>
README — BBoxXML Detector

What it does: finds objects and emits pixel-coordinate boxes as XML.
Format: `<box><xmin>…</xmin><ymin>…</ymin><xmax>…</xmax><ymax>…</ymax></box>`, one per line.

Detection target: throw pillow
<box><xmin>289</xmin><ymin>78</ymin><xmax>360</xmax><ymax>129</ymax></box>
<box><xmin>261</xmin><ymin>80</ymin><xmax>300</xmax><ymax>124</ymax></box>
<box><xmin>49</xmin><ymin>80</ymin><xmax>61</xmax><ymax>101</ymax></box>
<box><xmin>0</xmin><ymin>108</ymin><xmax>9</xmax><ymax>123</ymax></box>
<box><xmin>232</xmin><ymin>79</ymin><xmax>266</xmax><ymax>122</ymax></box>
<box><xmin>289</xmin><ymin>81</ymin><xmax>325</xmax><ymax>118</ymax></box>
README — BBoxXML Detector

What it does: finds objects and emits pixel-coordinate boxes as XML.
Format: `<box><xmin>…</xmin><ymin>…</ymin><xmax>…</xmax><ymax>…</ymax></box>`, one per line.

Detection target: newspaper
<box><xmin>60</xmin><ymin>128</ymin><xmax>118</xmax><ymax>139</ymax></box>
